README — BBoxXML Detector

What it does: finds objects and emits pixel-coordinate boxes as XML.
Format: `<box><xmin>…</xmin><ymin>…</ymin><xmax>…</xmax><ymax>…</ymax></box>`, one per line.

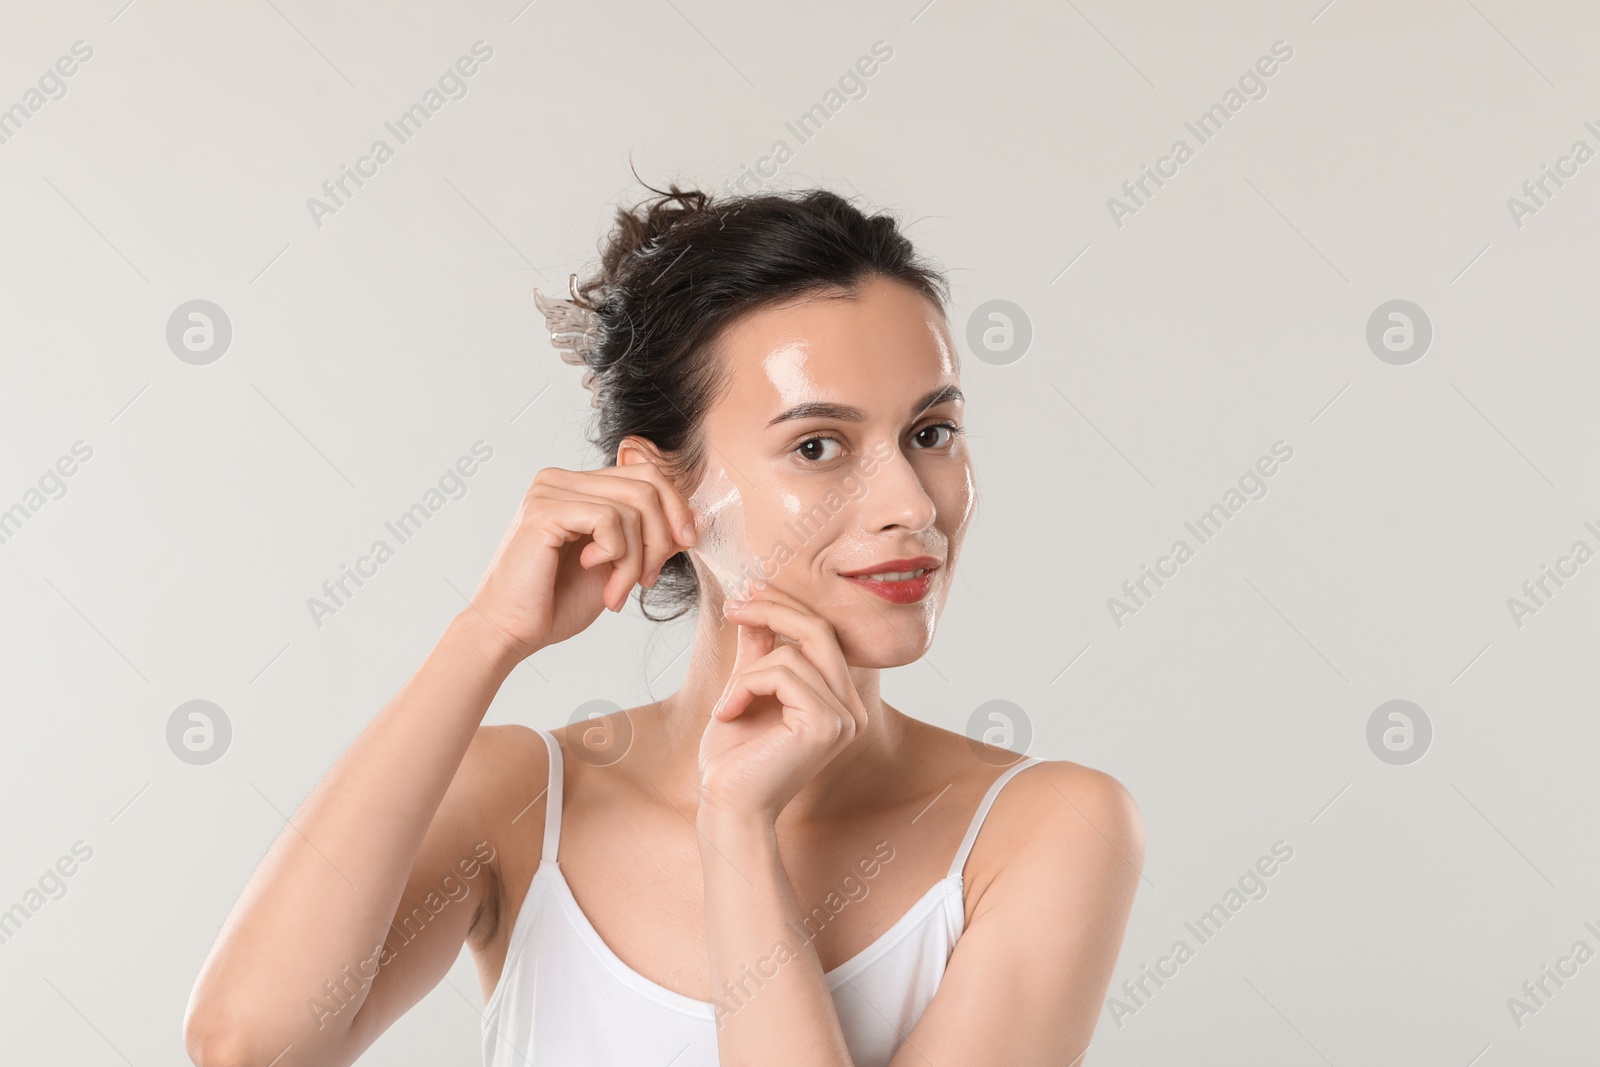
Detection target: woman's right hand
<box><xmin>467</xmin><ymin>461</ymin><xmax>699</xmax><ymax>661</ymax></box>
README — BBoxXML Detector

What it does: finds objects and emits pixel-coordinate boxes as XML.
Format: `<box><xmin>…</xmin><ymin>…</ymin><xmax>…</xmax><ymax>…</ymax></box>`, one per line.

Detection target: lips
<box><xmin>840</xmin><ymin>556</ymin><xmax>941</xmax><ymax>605</ymax></box>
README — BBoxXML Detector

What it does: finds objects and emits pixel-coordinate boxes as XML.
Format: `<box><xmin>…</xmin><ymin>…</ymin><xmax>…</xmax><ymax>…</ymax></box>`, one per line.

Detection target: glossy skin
<box><xmin>183</xmin><ymin>276</ymin><xmax>1144</xmax><ymax>1067</ymax></box>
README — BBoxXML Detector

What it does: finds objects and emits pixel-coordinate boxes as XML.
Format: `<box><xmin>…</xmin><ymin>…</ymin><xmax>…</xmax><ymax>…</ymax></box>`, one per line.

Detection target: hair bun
<box><xmin>544</xmin><ymin>184</ymin><xmax>714</xmax><ymax>409</ymax></box>
<box><xmin>596</xmin><ymin>185</ymin><xmax>710</xmax><ymax>284</ymax></box>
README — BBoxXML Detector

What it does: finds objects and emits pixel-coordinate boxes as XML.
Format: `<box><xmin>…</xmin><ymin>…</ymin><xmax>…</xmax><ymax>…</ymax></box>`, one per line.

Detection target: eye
<box><xmin>795</xmin><ymin>435</ymin><xmax>843</xmax><ymax>463</ymax></box>
<box><xmin>912</xmin><ymin>422</ymin><xmax>964</xmax><ymax>449</ymax></box>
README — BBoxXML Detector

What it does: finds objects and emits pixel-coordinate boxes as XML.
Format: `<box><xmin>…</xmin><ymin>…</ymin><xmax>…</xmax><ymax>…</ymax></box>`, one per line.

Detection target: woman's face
<box><xmin>685</xmin><ymin>274</ymin><xmax>974</xmax><ymax>667</ymax></box>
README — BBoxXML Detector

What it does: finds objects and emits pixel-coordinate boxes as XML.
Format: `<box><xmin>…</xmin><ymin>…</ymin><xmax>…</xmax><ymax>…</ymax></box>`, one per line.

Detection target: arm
<box><xmin>183</xmin><ymin>610</ymin><xmax>524</xmax><ymax>1067</ymax></box>
<box><xmin>699</xmin><ymin>589</ymin><xmax>1143</xmax><ymax>1065</ymax></box>
<box><xmin>184</xmin><ymin>460</ymin><xmax>698</xmax><ymax>1066</ymax></box>
<box><xmin>697</xmin><ymin>588</ymin><xmax>867</xmax><ymax>1066</ymax></box>
<box><xmin>699</xmin><ymin>810</ymin><xmax>854</xmax><ymax>1066</ymax></box>
<box><xmin>886</xmin><ymin>762</ymin><xmax>1144</xmax><ymax>1066</ymax></box>
<box><xmin>698</xmin><ymin>760</ymin><xmax>1143</xmax><ymax>1067</ymax></box>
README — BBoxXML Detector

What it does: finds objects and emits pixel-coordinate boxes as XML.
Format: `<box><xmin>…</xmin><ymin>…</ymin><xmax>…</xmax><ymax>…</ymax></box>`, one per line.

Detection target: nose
<box><xmin>863</xmin><ymin>444</ymin><xmax>937</xmax><ymax>534</ymax></box>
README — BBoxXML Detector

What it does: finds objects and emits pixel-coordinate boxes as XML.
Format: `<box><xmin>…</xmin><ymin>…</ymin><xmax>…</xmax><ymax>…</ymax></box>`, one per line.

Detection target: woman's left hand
<box><xmin>697</xmin><ymin>582</ymin><xmax>868</xmax><ymax>824</ymax></box>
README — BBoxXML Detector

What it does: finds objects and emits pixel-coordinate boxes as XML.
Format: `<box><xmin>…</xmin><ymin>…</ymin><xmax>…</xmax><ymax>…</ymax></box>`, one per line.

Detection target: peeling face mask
<box><xmin>687</xmin><ymin>462</ymin><xmax>760</xmax><ymax>604</ymax></box>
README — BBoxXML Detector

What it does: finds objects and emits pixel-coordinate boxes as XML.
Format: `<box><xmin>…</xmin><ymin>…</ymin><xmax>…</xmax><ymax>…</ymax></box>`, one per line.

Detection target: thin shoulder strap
<box><xmin>947</xmin><ymin>756</ymin><xmax>1045</xmax><ymax>880</ymax></box>
<box><xmin>532</xmin><ymin>728</ymin><xmax>564</xmax><ymax>866</ymax></box>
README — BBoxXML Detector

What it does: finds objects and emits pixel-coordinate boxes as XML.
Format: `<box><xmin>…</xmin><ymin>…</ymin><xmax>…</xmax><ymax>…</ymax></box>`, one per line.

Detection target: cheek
<box><xmin>724</xmin><ymin>487</ymin><xmax>817</xmax><ymax>587</ymax></box>
<box><xmin>741</xmin><ymin>496</ymin><xmax>790</xmax><ymax>552</ymax></box>
<box><xmin>938</xmin><ymin>462</ymin><xmax>977</xmax><ymax>539</ymax></box>
<box><xmin>744</xmin><ymin>481</ymin><xmax>856</xmax><ymax>590</ymax></box>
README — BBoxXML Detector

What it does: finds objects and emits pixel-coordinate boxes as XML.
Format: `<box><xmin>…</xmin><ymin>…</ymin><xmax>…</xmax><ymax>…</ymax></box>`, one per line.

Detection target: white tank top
<box><xmin>481</xmin><ymin>727</ymin><xmax>1043</xmax><ymax>1067</ymax></box>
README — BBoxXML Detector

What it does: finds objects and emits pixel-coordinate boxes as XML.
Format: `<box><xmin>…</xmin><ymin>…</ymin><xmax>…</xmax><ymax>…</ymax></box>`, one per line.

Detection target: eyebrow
<box><xmin>766</xmin><ymin>384</ymin><xmax>965</xmax><ymax>428</ymax></box>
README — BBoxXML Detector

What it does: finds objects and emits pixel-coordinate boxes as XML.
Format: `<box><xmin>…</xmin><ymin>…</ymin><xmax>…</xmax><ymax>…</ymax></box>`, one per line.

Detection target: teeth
<box><xmin>859</xmin><ymin>568</ymin><xmax>927</xmax><ymax>581</ymax></box>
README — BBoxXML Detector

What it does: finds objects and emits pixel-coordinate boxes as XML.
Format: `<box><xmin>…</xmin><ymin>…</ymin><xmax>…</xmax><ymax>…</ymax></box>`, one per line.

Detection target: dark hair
<box><xmin>566</xmin><ymin>177</ymin><xmax>949</xmax><ymax>622</ymax></box>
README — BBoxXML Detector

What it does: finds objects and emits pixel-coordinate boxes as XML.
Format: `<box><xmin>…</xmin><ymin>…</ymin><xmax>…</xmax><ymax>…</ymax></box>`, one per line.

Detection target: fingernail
<box><xmin>645</xmin><ymin>566</ymin><xmax>661</xmax><ymax>586</ymax></box>
<box><xmin>681</xmin><ymin>521</ymin><xmax>698</xmax><ymax>546</ymax></box>
<box><xmin>724</xmin><ymin>599</ymin><xmax>744</xmax><ymax>612</ymax></box>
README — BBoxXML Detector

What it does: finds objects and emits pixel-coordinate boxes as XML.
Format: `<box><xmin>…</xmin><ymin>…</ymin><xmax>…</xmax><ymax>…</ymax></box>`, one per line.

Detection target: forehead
<box><xmin>712</xmin><ymin>275</ymin><xmax>957</xmax><ymax>410</ymax></box>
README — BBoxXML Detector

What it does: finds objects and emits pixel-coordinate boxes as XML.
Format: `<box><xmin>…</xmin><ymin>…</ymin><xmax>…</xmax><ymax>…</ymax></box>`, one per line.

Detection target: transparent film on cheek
<box><xmin>688</xmin><ymin>463</ymin><xmax>759</xmax><ymax>603</ymax></box>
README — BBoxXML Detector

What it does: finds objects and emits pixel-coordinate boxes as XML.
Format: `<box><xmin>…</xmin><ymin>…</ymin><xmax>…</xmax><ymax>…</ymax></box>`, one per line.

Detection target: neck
<box><xmin>644</xmin><ymin>593</ymin><xmax>909</xmax><ymax>824</ymax></box>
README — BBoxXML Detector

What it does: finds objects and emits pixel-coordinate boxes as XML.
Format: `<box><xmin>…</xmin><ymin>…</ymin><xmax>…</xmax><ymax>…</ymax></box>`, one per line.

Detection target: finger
<box><xmin>538</xmin><ymin>478</ymin><xmax>656</xmax><ymax>595</ymax></box>
<box><xmin>539</xmin><ymin>487</ymin><xmax>643</xmax><ymax>611</ymax></box>
<box><xmin>714</xmin><ymin>623</ymin><xmax>782</xmax><ymax>721</ymax></box>
<box><xmin>528</xmin><ymin>487</ymin><xmax>629</xmax><ymax>573</ymax></box>
<box><xmin>601</xmin><ymin>460</ymin><xmax>701</xmax><ymax>551</ymax></box>
<box><xmin>542</xmin><ymin>464</ymin><xmax>695</xmax><ymax>577</ymax></box>
<box><xmin>716</xmin><ymin>627</ymin><xmax>796</xmax><ymax>726</ymax></box>
<box><xmin>732</xmin><ymin>618</ymin><xmax>775</xmax><ymax>675</ymax></box>
<box><xmin>602</xmin><ymin>499</ymin><xmax>644</xmax><ymax>610</ymax></box>
<box><xmin>714</xmin><ymin>664</ymin><xmax>848</xmax><ymax>750</ymax></box>
<box><xmin>526</xmin><ymin>474</ymin><xmax>627</xmax><ymax>568</ymax></box>
<box><xmin>715</xmin><ymin>647</ymin><xmax>826</xmax><ymax>721</ymax></box>
<box><xmin>706</xmin><ymin>620</ymin><xmax>771</xmax><ymax>719</ymax></box>
<box><xmin>722</xmin><ymin>597</ymin><xmax>851</xmax><ymax>708</ymax></box>
<box><xmin>744</xmin><ymin>644</ymin><xmax>841</xmax><ymax>718</ymax></box>
<box><xmin>586</xmin><ymin>467</ymin><xmax>683</xmax><ymax>582</ymax></box>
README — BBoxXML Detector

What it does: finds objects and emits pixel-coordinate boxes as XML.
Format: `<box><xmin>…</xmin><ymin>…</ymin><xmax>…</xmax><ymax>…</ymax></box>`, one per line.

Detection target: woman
<box><xmin>184</xmin><ymin>182</ymin><xmax>1144</xmax><ymax>1066</ymax></box>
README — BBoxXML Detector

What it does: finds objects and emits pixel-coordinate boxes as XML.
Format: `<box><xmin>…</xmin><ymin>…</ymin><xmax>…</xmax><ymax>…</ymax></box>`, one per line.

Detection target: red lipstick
<box><xmin>840</xmin><ymin>557</ymin><xmax>941</xmax><ymax>605</ymax></box>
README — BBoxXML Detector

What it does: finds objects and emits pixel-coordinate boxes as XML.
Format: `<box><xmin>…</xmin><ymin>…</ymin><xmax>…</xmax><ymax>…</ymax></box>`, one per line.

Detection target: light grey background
<box><xmin>2</xmin><ymin>0</ymin><xmax>1596</xmax><ymax>1063</ymax></box>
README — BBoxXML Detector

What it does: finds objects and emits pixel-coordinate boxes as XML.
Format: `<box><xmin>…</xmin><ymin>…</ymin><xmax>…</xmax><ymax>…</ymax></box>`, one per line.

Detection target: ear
<box><xmin>616</xmin><ymin>435</ymin><xmax>696</xmax><ymax>501</ymax></box>
<box><xmin>616</xmin><ymin>434</ymin><xmax>668</xmax><ymax>470</ymax></box>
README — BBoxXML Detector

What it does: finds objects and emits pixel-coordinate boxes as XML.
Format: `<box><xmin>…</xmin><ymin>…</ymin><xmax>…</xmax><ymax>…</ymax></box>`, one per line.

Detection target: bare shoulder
<box><xmin>1006</xmin><ymin>759</ymin><xmax>1142</xmax><ymax>854</ymax></box>
<box><xmin>457</xmin><ymin>723</ymin><xmax>553</xmax><ymax>823</ymax></box>
<box><xmin>886</xmin><ymin>749</ymin><xmax>1145</xmax><ymax>1059</ymax></box>
<box><xmin>911</xmin><ymin>719</ymin><xmax>1141</xmax><ymax>853</ymax></box>
<box><xmin>964</xmin><ymin>755</ymin><xmax>1144</xmax><ymax>909</ymax></box>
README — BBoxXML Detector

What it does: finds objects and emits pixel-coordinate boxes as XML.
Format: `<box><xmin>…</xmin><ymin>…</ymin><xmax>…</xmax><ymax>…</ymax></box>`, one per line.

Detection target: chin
<box><xmin>835</xmin><ymin>623</ymin><xmax>936</xmax><ymax>668</ymax></box>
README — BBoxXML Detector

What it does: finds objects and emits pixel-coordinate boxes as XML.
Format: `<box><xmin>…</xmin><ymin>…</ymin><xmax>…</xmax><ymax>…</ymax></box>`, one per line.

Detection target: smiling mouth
<box><xmin>840</xmin><ymin>561</ymin><xmax>940</xmax><ymax>604</ymax></box>
<box><xmin>852</xmin><ymin>567</ymin><xmax>931</xmax><ymax>581</ymax></box>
